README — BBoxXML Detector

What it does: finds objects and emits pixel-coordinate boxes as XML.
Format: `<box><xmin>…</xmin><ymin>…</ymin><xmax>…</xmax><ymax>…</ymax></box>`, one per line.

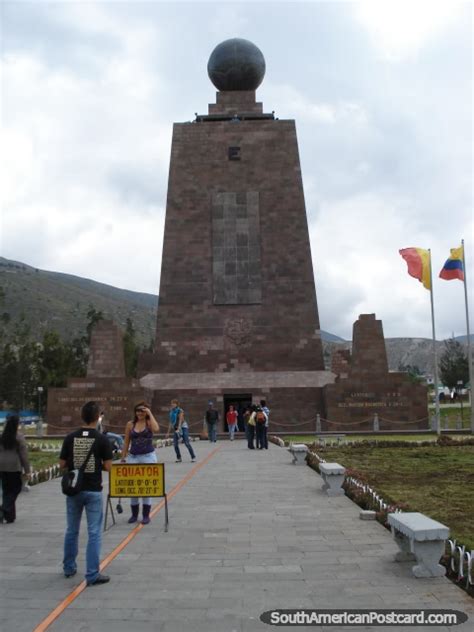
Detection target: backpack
<box><xmin>61</xmin><ymin>439</ymin><xmax>97</xmax><ymax>497</ymax></box>
<box><xmin>256</xmin><ymin>408</ymin><xmax>266</xmax><ymax>425</ymax></box>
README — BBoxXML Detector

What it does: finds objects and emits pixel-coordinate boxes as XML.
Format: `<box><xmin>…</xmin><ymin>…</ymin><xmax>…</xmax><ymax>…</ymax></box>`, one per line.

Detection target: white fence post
<box><xmin>373</xmin><ymin>413</ymin><xmax>380</xmax><ymax>432</ymax></box>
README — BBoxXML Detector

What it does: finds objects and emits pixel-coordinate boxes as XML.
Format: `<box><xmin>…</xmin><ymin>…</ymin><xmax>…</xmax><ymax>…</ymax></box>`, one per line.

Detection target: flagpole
<box><xmin>428</xmin><ymin>249</ymin><xmax>441</xmax><ymax>434</ymax></box>
<box><xmin>461</xmin><ymin>240</ymin><xmax>474</xmax><ymax>432</ymax></box>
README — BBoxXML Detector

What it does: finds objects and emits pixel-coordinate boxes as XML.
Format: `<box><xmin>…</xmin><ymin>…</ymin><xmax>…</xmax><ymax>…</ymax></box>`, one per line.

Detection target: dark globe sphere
<box><xmin>207</xmin><ymin>38</ymin><xmax>266</xmax><ymax>91</ymax></box>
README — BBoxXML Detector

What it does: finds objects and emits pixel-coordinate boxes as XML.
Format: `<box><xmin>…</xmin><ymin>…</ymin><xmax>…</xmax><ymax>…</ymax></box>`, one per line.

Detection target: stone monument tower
<box><xmin>140</xmin><ymin>39</ymin><xmax>333</xmax><ymax>428</ymax></box>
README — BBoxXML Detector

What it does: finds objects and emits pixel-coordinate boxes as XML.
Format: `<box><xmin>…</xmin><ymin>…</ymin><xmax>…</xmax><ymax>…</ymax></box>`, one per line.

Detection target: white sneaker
<box><xmin>191</xmin><ymin>458</ymin><xmax>196</xmax><ymax>463</ymax></box>
<box><xmin>175</xmin><ymin>458</ymin><xmax>182</xmax><ymax>463</ymax></box>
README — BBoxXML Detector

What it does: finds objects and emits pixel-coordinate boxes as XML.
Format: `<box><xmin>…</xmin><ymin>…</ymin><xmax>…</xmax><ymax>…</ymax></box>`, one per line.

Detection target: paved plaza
<box><xmin>0</xmin><ymin>440</ymin><xmax>472</xmax><ymax>631</ymax></box>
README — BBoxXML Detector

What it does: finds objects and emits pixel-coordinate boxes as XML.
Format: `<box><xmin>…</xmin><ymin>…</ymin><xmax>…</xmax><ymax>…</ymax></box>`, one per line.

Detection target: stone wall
<box><xmin>47</xmin><ymin>377</ymin><xmax>145</xmax><ymax>433</ymax></box>
<box><xmin>87</xmin><ymin>320</ymin><xmax>126</xmax><ymax>378</ymax></box>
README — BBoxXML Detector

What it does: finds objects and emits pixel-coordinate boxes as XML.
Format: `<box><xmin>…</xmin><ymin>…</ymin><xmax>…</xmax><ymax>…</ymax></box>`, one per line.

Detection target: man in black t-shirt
<box><xmin>59</xmin><ymin>401</ymin><xmax>113</xmax><ymax>586</ymax></box>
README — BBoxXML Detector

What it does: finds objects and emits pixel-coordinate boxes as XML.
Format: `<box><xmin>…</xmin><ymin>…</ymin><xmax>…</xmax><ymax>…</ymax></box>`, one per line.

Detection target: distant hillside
<box><xmin>321</xmin><ymin>330</ymin><xmax>346</xmax><ymax>343</ymax></box>
<box><xmin>0</xmin><ymin>258</ymin><xmax>157</xmax><ymax>347</ymax></box>
<box><xmin>323</xmin><ymin>335</ymin><xmax>473</xmax><ymax>374</ymax></box>
<box><xmin>1</xmin><ymin>257</ymin><xmax>470</xmax><ymax>370</ymax></box>
<box><xmin>0</xmin><ymin>257</ymin><xmax>345</xmax><ymax>348</ymax></box>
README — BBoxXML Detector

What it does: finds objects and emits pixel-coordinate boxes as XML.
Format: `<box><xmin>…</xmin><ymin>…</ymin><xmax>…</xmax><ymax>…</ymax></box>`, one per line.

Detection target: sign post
<box><xmin>105</xmin><ymin>462</ymin><xmax>168</xmax><ymax>531</ymax></box>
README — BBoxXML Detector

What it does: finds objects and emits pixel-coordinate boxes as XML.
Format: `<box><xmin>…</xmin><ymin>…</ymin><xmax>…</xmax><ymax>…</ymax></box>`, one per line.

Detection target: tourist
<box><xmin>243</xmin><ymin>406</ymin><xmax>252</xmax><ymax>445</ymax></box>
<box><xmin>60</xmin><ymin>401</ymin><xmax>113</xmax><ymax>585</ymax></box>
<box><xmin>167</xmin><ymin>399</ymin><xmax>196</xmax><ymax>463</ymax></box>
<box><xmin>97</xmin><ymin>411</ymin><xmax>124</xmax><ymax>452</ymax></box>
<box><xmin>255</xmin><ymin>406</ymin><xmax>267</xmax><ymax>449</ymax></box>
<box><xmin>103</xmin><ymin>428</ymin><xmax>124</xmax><ymax>453</ymax></box>
<box><xmin>205</xmin><ymin>401</ymin><xmax>219</xmax><ymax>443</ymax></box>
<box><xmin>96</xmin><ymin>411</ymin><xmax>105</xmax><ymax>433</ymax></box>
<box><xmin>121</xmin><ymin>401</ymin><xmax>160</xmax><ymax>525</ymax></box>
<box><xmin>0</xmin><ymin>414</ymin><xmax>31</xmax><ymax>524</ymax></box>
<box><xmin>226</xmin><ymin>405</ymin><xmax>238</xmax><ymax>441</ymax></box>
<box><xmin>246</xmin><ymin>405</ymin><xmax>256</xmax><ymax>449</ymax></box>
<box><xmin>260</xmin><ymin>399</ymin><xmax>270</xmax><ymax>450</ymax></box>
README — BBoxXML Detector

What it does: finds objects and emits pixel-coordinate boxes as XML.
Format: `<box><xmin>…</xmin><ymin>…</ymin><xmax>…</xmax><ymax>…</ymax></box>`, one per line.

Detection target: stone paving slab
<box><xmin>0</xmin><ymin>439</ymin><xmax>472</xmax><ymax>632</ymax></box>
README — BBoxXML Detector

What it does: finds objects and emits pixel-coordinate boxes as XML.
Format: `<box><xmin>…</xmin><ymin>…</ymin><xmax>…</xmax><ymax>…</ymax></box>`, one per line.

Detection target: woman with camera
<box><xmin>121</xmin><ymin>402</ymin><xmax>159</xmax><ymax>525</ymax></box>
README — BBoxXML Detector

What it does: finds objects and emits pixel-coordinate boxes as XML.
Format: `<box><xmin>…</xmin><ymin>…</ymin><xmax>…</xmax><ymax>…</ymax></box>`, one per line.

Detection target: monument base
<box><xmin>47</xmin><ymin>377</ymin><xmax>145</xmax><ymax>434</ymax></box>
<box><xmin>141</xmin><ymin>370</ymin><xmax>335</xmax><ymax>432</ymax></box>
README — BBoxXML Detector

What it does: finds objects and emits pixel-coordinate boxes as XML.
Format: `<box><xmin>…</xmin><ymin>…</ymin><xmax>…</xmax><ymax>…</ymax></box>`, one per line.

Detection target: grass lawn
<box><xmin>29</xmin><ymin>450</ymin><xmax>60</xmax><ymax>470</ymax></box>
<box><xmin>284</xmin><ymin>433</ymin><xmax>472</xmax><ymax>444</ymax></box>
<box><xmin>26</xmin><ymin>437</ymin><xmax>63</xmax><ymax>446</ymax></box>
<box><xmin>311</xmin><ymin>443</ymin><xmax>474</xmax><ymax>551</ymax></box>
<box><xmin>435</xmin><ymin>406</ymin><xmax>472</xmax><ymax>430</ymax></box>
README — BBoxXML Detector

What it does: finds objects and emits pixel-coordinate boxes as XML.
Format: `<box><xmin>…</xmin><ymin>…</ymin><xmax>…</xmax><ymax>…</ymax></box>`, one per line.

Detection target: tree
<box><xmin>123</xmin><ymin>318</ymin><xmax>140</xmax><ymax>377</ymax></box>
<box><xmin>0</xmin><ymin>286</ymin><xmax>9</xmax><ymax>345</ymax></box>
<box><xmin>438</xmin><ymin>339</ymin><xmax>469</xmax><ymax>390</ymax></box>
<box><xmin>398</xmin><ymin>363</ymin><xmax>424</xmax><ymax>384</ymax></box>
<box><xmin>86</xmin><ymin>306</ymin><xmax>104</xmax><ymax>343</ymax></box>
<box><xmin>0</xmin><ymin>319</ymin><xmax>41</xmax><ymax>410</ymax></box>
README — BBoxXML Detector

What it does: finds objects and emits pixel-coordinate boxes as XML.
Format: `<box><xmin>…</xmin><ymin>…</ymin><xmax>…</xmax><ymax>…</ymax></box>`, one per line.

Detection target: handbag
<box><xmin>61</xmin><ymin>439</ymin><xmax>97</xmax><ymax>497</ymax></box>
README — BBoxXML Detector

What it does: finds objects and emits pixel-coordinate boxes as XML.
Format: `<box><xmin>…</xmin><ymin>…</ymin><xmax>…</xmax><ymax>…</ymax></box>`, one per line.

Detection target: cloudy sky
<box><xmin>1</xmin><ymin>0</ymin><xmax>472</xmax><ymax>341</ymax></box>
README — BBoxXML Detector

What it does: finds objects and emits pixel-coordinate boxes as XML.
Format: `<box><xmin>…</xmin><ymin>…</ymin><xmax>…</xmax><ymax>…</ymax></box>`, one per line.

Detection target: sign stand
<box><xmin>104</xmin><ymin>495</ymin><xmax>116</xmax><ymax>531</ymax></box>
<box><xmin>104</xmin><ymin>462</ymin><xmax>168</xmax><ymax>532</ymax></box>
<box><xmin>163</xmin><ymin>494</ymin><xmax>169</xmax><ymax>532</ymax></box>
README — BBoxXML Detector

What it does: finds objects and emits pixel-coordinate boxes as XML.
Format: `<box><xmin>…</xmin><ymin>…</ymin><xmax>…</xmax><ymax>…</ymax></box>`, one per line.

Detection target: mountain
<box><xmin>0</xmin><ymin>257</ymin><xmax>470</xmax><ymax>371</ymax></box>
<box><xmin>320</xmin><ymin>331</ymin><xmax>346</xmax><ymax>343</ymax></box>
<box><xmin>0</xmin><ymin>257</ymin><xmax>346</xmax><ymax>348</ymax></box>
<box><xmin>323</xmin><ymin>335</ymin><xmax>473</xmax><ymax>374</ymax></box>
<box><xmin>0</xmin><ymin>257</ymin><xmax>157</xmax><ymax>347</ymax></box>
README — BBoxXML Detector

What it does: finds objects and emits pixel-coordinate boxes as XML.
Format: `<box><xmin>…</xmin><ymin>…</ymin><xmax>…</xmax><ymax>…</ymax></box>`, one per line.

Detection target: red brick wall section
<box><xmin>46</xmin><ymin>378</ymin><xmax>146</xmax><ymax>434</ymax></box>
<box><xmin>323</xmin><ymin>314</ymin><xmax>429</xmax><ymax>429</ymax></box>
<box><xmin>144</xmin><ymin>90</ymin><xmax>325</xmax><ymax>376</ymax></box>
<box><xmin>331</xmin><ymin>349</ymin><xmax>351</xmax><ymax>379</ymax></box>
<box><xmin>151</xmin><ymin>387</ymin><xmax>324</xmax><ymax>435</ymax></box>
<box><xmin>87</xmin><ymin>320</ymin><xmax>126</xmax><ymax>378</ymax></box>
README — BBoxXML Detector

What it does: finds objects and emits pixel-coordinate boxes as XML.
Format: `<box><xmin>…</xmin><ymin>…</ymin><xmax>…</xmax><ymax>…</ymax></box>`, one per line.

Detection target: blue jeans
<box><xmin>127</xmin><ymin>451</ymin><xmax>157</xmax><ymax>505</ymax></box>
<box><xmin>207</xmin><ymin>422</ymin><xmax>217</xmax><ymax>442</ymax></box>
<box><xmin>256</xmin><ymin>423</ymin><xmax>265</xmax><ymax>449</ymax></box>
<box><xmin>247</xmin><ymin>424</ymin><xmax>255</xmax><ymax>448</ymax></box>
<box><xmin>63</xmin><ymin>491</ymin><xmax>103</xmax><ymax>583</ymax></box>
<box><xmin>174</xmin><ymin>427</ymin><xmax>195</xmax><ymax>459</ymax></box>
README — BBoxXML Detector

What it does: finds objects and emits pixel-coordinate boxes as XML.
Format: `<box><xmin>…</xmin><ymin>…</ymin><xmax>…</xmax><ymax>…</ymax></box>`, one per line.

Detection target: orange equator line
<box><xmin>32</xmin><ymin>447</ymin><xmax>220</xmax><ymax>632</ymax></box>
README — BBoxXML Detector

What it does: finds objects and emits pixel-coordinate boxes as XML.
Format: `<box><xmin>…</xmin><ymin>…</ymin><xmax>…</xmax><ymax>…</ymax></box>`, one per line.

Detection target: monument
<box><xmin>47</xmin><ymin>320</ymin><xmax>145</xmax><ymax>433</ymax></box>
<box><xmin>139</xmin><ymin>39</ymin><xmax>334</xmax><ymax>429</ymax></box>
<box><xmin>323</xmin><ymin>314</ymin><xmax>428</xmax><ymax>430</ymax></box>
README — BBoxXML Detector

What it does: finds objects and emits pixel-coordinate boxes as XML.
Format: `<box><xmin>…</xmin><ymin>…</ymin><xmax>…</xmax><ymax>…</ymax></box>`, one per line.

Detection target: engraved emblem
<box><xmin>224</xmin><ymin>318</ymin><xmax>252</xmax><ymax>346</ymax></box>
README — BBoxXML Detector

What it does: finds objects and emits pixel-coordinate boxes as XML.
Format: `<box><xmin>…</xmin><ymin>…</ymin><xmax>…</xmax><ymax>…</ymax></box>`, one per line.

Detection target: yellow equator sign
<box><xmin>109</xmin><ymin>463</ymin><xmax>165</xmax><ymax>498</ymax></box>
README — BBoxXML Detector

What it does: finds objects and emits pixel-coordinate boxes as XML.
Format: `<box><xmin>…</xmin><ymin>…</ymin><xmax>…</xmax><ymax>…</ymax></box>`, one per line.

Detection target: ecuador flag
<box><xmin>399</xmin><ymin>247</ymin><xmax>431</xmax><ymax>290</ymax></box>
<box><xmin>439</xmin><ymin>246</ymin><xmax>464</xmax><ymax>281</ymax></box>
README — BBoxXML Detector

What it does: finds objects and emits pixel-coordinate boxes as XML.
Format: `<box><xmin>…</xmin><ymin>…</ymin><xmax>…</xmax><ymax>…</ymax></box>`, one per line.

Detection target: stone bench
<box><xmin>387</xmin><ymin>512</ymin><xmax>449</xmax><ymax>578</ymax></box>
<box><xmin>319</xmin><ymin>462</ymin><xmax>346</xmax><ymax>496</ymax></box>
<box><xmin>288</xmin><ymin>443</ymin><xmax>308</xmax><ymax>465</ymax></box>
<box><xmin>317</xmin><ymin>434</ymin><xmax>346</xmax><ymax>446</ymax></box>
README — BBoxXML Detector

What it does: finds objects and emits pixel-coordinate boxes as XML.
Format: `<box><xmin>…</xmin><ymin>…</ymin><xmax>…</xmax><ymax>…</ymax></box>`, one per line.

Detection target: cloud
<box><xmin>0</xmin><ymin>1</ymin><xmax>471</xmax><ymax>342</ymax></box>
<box><xmin>1</xmin><ymin>5</ymin><xmax>171</xmax><ymax>292</ymax></box>
<box><xmin>354</xmin><ymin>0</ymin><xmax>465</xmax><ymax>61</ymax></box>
